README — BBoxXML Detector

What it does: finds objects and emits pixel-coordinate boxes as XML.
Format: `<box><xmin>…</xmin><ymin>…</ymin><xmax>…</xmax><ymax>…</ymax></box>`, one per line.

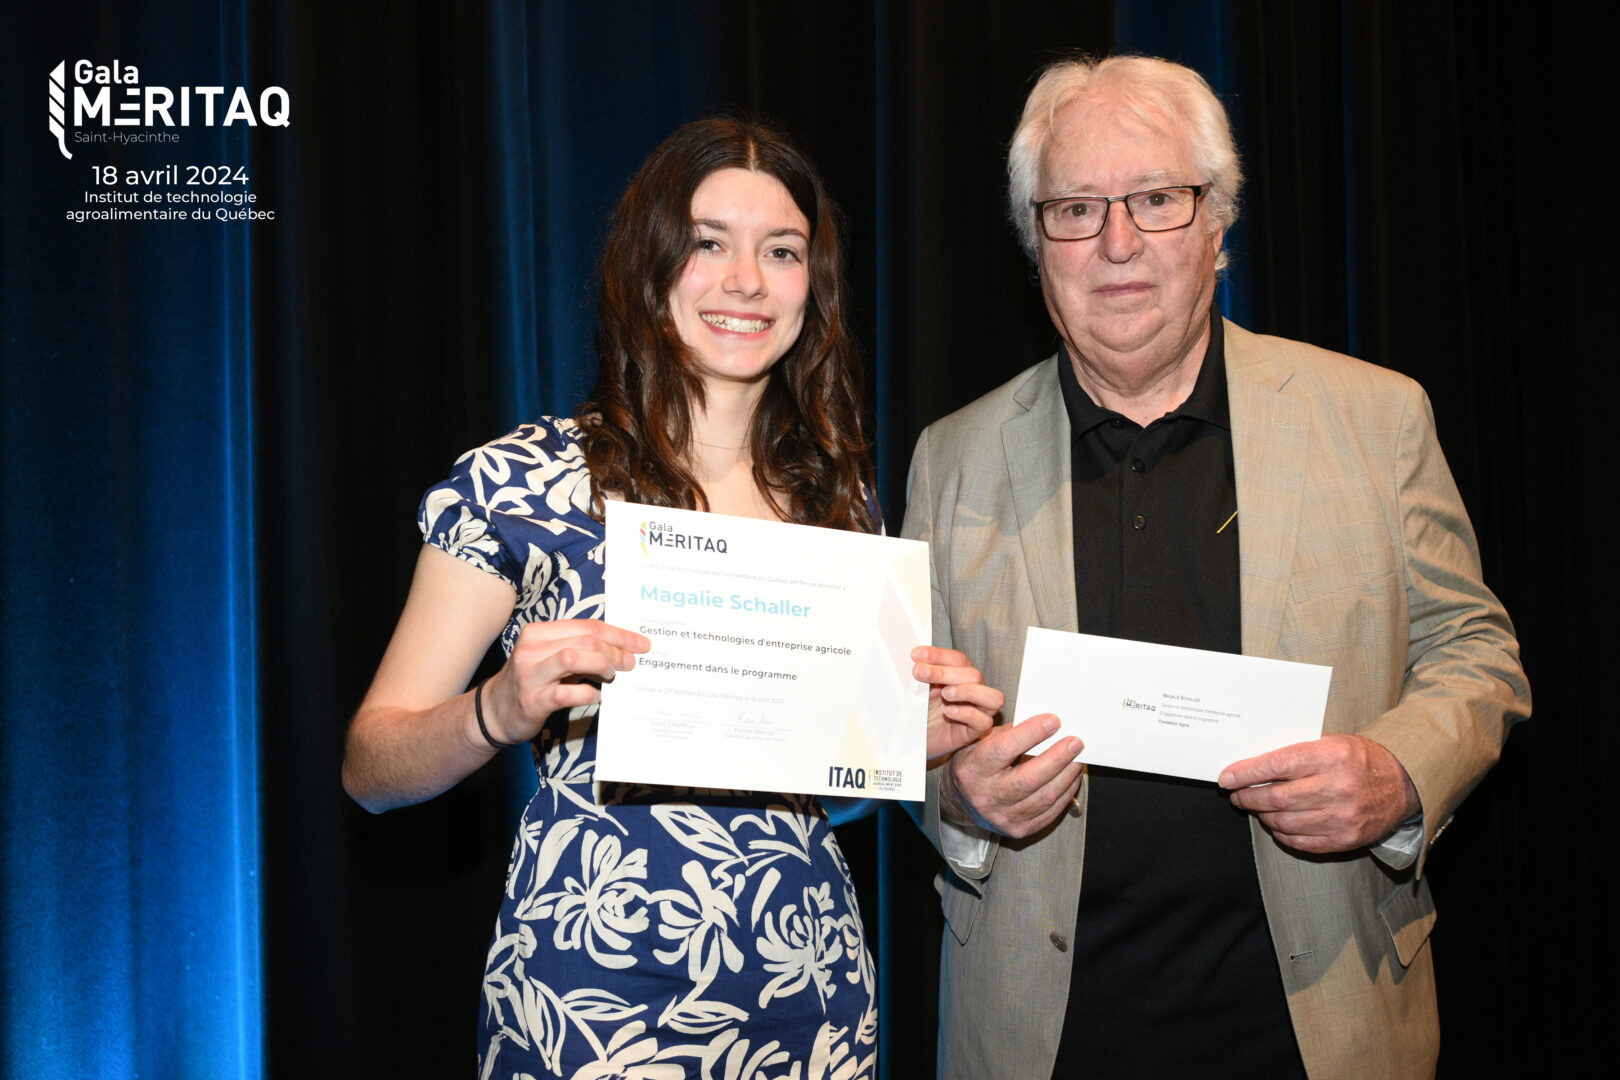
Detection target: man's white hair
<box><xmin>1007</xmin><ymin>55</ymin><xmax>1243</xmax><ymax>270</ymax></box>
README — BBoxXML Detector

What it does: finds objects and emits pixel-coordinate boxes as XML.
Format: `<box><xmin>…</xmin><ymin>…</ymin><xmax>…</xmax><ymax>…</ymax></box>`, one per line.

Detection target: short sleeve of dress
<box><xmin>417</xmin><ymin>417</ymin><xmax>608</xmax><ymax>650</ymax></box>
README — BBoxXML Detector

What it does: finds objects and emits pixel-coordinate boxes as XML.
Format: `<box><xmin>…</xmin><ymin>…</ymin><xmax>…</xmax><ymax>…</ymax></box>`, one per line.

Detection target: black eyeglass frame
<box><xmin>1031</xmin><ymin>184</ymin><xmax>1210</xmax><ymax>242</ymax></box>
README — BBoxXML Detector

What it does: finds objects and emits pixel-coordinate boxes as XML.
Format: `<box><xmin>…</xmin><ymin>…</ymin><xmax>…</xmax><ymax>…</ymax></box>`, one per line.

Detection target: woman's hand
<box><xmin>344</xmin><ymin>546</ymin><xmax>648</xmax><ymax>813</ymax></box>
<box><xmin>478</xmin><ymin>620</ymin><xmax>650</xmax><ymax>745</ymax></box>
<box><xmin>911</xmin><ymin>646</ymin><xmax>1003</xmax><ymax>761</ymax></box>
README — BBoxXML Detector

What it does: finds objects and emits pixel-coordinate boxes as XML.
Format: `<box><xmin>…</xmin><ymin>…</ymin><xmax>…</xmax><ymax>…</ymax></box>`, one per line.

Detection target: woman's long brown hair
<box><xmin>576</xmin><ymin>116</ymin><xmax>878</xmax><ymax>535</ymax></box>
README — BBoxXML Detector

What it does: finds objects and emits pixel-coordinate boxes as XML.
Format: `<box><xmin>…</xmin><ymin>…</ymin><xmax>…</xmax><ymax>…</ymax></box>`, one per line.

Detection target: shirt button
<box><xmin>1132</xmin><ymin>515</ymin><xmax>1146</xmax><ymax>530</ymax></box>
<box><xmin>1109</xmin><ymin>418</ymin><xmax>1125</xmax><ymax>429</ymax></box>
<box><xmin>1130</xmin><ymin>459</ymin><xmax>1146</xmax><ymax>474</ymax></box>
<box><xmin>1049</xmin><ymin>931</ymin><xmax>1069</xmax><ymax>952</ymax></box>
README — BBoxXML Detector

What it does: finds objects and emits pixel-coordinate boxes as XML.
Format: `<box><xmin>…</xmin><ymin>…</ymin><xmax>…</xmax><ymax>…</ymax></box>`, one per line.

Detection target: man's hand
<box><xmin>939</xmin><ymin>714</ymin><xmax>1083</xmax><ymax>839</ymax></box>
<box><xmin>913</xmin><ymin>646</ymin><xmax>1003</xmax><ymax>760</ymax></box>
<box><xmin>1219</xmin><ymin>734</ymin><xmax>1420</xmax><ymax>854</ymax></box>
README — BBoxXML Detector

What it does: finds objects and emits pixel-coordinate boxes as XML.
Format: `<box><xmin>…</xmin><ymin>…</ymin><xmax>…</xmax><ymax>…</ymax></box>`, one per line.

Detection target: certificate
<box><xmin>1015</xmin><ymin>627</ymin><xmax>1331</xmax><ymax>782</ymax></box>
<box><xmin>596</xmin><ymin>500</ymin><xmax>930</xmax><ymax>800</ymax></box>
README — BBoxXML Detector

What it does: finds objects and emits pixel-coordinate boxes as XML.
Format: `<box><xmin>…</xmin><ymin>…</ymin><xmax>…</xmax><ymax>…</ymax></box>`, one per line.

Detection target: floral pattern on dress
<box><xmin>422</xmin><ymin>418</ymin><xmax>875</xmax><ymax>1080</ymax></box>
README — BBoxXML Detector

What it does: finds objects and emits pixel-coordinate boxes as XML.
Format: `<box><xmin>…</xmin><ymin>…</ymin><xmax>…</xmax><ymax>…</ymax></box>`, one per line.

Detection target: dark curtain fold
<box><xmin>2</xmin><ymin>3</ymin><xmax>264</xmax><ymax>1076</ymax></box>
<box><xmin>2</xmin><ymin>2</ymin><xmax>1607</xmax><ymax>1076</ymax></box>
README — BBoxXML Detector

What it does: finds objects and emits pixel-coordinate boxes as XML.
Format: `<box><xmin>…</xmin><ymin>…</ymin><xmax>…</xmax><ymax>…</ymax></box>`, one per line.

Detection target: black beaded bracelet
<box><xmin>474</xmin><ymin>678</ymin><xmax>518</xmax><ymax>750</ymax></box>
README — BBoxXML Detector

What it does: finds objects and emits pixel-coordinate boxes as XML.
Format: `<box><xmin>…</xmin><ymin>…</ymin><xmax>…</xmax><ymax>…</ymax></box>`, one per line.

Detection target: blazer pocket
<box><xmin>1290</xmin><ymin>474</ymin><xmax>1401</xmax><ymax>604</ymax></box>
<box><xmin>1378</xmin><ymin>875</ymin><xmax>1437</xmax><ymax>968</ymax></box>
<box><xmin>936</xmin><ymin>867</ymin><xmax>984</xmax><ymax>946</ymax></box>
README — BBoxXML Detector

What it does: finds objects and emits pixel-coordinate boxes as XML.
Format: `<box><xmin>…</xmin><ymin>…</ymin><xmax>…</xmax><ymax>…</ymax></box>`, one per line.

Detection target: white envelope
<box><xmin>1015</xmin><ymin>627</ymin><xmax>1331</xmax><ymax>782</ymax></box>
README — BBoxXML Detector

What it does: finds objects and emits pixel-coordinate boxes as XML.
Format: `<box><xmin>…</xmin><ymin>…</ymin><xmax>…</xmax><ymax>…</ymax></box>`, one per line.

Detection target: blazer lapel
<box><xmin>1226</xmin><ymin>324</ymin><xmax>1309</xmax><ymax>661</ymax></box>
<box><xmin>1003</xmin><ymin>358</ymin><xmax>1079</xmax><ymax>635</ymax></box>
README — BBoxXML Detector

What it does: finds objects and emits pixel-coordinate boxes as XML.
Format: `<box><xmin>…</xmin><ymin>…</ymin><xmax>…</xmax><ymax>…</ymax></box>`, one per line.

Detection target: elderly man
<box><xmin>902</xmin><ymin>56</ymin><xmax>1529</xmax><ymax>1079</ymax></box>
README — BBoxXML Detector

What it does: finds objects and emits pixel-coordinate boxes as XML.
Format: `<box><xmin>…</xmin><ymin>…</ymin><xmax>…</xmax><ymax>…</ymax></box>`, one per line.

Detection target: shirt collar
<box><xmin>1057</xmin><ymin>305</ymin><xmax>1230</xmax><ymax>434</ymax></box>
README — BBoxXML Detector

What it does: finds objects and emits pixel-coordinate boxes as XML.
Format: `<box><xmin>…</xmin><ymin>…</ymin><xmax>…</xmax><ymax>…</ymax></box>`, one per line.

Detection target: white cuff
<box><xmin>1370</xmin><ymin>815</ymin><xmax>1425</xmax><ymax>870</ymax></box>
<box><xmin>940</xmin><ymin>816</ymin><xmax>994</xmax><ymax>876</ymax></box>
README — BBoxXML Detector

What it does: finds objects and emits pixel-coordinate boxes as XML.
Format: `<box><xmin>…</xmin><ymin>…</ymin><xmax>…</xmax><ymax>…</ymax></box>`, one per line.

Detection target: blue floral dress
<box><xmin>419</xmin><ymin>417</ymin><xmax>876</xmax><ymax>1080</ymax></box>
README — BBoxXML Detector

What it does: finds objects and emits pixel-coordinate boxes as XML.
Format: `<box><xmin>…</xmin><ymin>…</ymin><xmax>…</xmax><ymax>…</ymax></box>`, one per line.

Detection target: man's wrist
<box><xmin>940</xmin><ymin>751</ymin><xmax>996</xmax><ymax>832</ymax></box>
<box><xmin>938</xmin><ymin>751</ymin><xmax>972</xmax><ymax>825</ymax></box>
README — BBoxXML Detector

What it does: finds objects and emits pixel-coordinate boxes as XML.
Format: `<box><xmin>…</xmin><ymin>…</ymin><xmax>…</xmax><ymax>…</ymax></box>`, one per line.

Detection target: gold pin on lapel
<box><xmin>1216</xmin><ymin>510</ymin><xmax>1238</xmax><ymax>534</ymax></box>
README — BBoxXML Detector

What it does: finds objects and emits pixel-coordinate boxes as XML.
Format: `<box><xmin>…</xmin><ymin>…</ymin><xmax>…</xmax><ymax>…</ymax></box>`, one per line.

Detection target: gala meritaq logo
<box><xmin>48</xmin><ymin>58</ymin><xmax>290</xmax><ymax>160</ymax></box>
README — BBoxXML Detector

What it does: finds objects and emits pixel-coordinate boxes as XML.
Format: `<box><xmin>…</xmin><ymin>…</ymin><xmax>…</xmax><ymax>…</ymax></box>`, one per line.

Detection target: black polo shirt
<box><xmin>1051</xmin><ymin>311</ymin><xmax>1306</xmax><ymax>1079</ymax></box>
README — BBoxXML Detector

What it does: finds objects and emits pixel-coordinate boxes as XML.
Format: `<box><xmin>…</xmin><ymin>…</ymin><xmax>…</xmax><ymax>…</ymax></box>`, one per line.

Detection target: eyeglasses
<box><xmin>1032</xmin><ymin>184</ymin><xmax>1209</xmax><ymax>242</ymax></box>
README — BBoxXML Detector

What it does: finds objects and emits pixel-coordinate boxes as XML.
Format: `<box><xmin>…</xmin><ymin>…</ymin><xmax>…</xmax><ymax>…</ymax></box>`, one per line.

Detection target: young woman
<box><xmin>342</xmin><ymin>117</ymin><xmax>1001</xmax><ymax>1078</ymax></box>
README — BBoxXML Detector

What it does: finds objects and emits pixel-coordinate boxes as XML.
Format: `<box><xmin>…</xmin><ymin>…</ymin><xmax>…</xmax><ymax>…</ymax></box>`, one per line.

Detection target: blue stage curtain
<box><xmin>1</xmin><ymin>4</ymin><xmax>261</xmax><ymax>1078</ymax></box>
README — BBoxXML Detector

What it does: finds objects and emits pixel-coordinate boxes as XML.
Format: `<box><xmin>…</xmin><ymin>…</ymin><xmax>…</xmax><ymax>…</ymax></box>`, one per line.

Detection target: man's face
<box><xmin>1036</xmin><ymin>95</ymin><xmax>1224</xmax><ymax>376</ymax></box>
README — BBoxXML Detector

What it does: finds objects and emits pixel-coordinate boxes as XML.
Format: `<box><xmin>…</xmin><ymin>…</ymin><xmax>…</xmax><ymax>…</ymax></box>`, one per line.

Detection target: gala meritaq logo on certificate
<box><xmin>50</xmin><ymin>57</ymin><xmax>291</xmax><ymax>225</ymax></box>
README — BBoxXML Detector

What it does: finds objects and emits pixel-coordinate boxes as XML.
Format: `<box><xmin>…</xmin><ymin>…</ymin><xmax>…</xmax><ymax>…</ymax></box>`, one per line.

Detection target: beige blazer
<box><xmin>901</xmin><ymin>321</ymin><xmax>1530</xmax><ymax>1080</ymax></box>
